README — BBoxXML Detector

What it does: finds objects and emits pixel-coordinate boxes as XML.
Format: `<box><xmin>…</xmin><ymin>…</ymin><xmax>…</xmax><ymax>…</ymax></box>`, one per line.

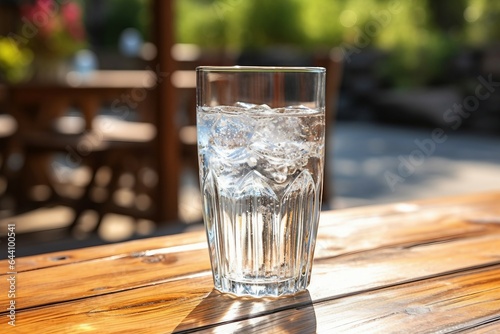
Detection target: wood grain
<box><xmin>0</xmin><ymin>230</ymin><xmax>206</xmax><ymax>273</ymax></box>
<box><xmin>208</xmin><ymin>266</ymin><xmax>500</xmax><ymax>333</ymax></box>
<box><xmin>0</xmin><ymin>191</ymin><xmax>499</xmax><ymax>333</ymax></box>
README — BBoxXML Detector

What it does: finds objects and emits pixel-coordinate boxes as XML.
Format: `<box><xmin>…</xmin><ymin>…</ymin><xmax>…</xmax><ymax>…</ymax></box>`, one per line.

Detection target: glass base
<box><xmin>215</xmin><ymin>276</ymin><xmax>308</xmax><ymax>298</ymax></box>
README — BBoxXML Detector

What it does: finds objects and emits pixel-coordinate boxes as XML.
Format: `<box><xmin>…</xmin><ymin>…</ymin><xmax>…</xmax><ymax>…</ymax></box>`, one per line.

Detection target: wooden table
<box><xmin>1</xmin><ymin>191</ymin><xmax>500</xmax><ymax>333</ymax></box>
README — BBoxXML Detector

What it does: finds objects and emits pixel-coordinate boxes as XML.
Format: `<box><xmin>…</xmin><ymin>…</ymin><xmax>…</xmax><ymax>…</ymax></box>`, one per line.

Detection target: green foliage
<box><xmin>173</xmin><ymin>0</ymin><xmax>498</xmax><ymax>87</ymax></box>
<box><xmin>175</xmin><ymin>0</ymin><xmax>229</xmax><ymax>48</ymax></box>
<box><xmin>239</xmin><ymin>0</ymin><xmax>305</xmax><ymax>49</ymax></box>
<box><xmin>176</xmin><ymin>0</ymin><xmax>320</xmax><ymax>49</ymax></box>
<box><xmin>462</xmin><ymin>0</ymin><xmax>500</xmax><ymax>45</ymax></box>
<box><xmin>0</xmin><ymin>36</ymin><xmax>33</xmax><ymax>83</ymax></box>
<box><xmin>372</xmin><ymin>0</ymin><xmax>459</xmax><ymax>87</ymax></box>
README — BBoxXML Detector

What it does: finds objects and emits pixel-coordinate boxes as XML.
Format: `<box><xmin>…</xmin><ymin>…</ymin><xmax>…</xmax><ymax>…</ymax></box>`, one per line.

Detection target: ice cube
<box><xmin>197</xmin><ymin>111</ymin><xmax>220</xmax><ymax>147</ymax></box>
<box><xmin>272</xmin><ymin>166</ymin><xmax>288</xmax><ymax>183</ymax></box>
<box><xmin>286</xmin><ymin>105</ymin><xmax>311</xmax><ymax>111</ymax></box>
<box><xmin>250</xmin><ymin>115</ymin><xmax>303</xmax><ymax>158</ymax></box>
<box><xmin>210</xmin><ymin>147</ymin><xmax>260</xmax><ymax>187</ymax></box>
<box><xmin>246</xmin><ymin>156</ymin><xmax>258</xmax><ymax>168</ymax></box>
<box><xmin>250</xmin><ymin>104</ymin><xmax>271</xmax><ymax>110</ymax></box>
<box><xmin>235</xmin><ymin>102</ymin><xmax>257</xmax><ymax>109</ymax></box>
<box><xmin>212</xmin><ymin>114</ymin><xmax>256</xmax><ymax>155</ymax></box>
<box><xmin>234</xmin><ymin>102</ymin><xmax>272</xmax><ymax>110</ymax></box>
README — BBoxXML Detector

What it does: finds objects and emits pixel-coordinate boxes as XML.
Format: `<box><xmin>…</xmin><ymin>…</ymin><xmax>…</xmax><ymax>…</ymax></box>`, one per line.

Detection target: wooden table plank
<box><xmin>316</xmin><ymin>208</ymin><xmax>500</xmax><ymax>259</ymax></box>
<box><xmin>4</xmin><ymin>236</ymin><xmax>500</xmax><ymax>334</ymax></box>
<box><xmin>207</xmin><ymin>266</ymin><xmax>500</xmax><ymax>333</ymax></box>
<box><xmin>317</xmin><ymin>191</ymin><xmax>500</xmax><ymax>224</ymax></box>
<box><xmin>462</xmin><ymin>321</ymin><xmax>500</xmax><ymax>334</ymax></box>
<box><xmin>2</xmin><ymin>275</ymin><xmax>214</xmax><ymax>334</ymax></box>
<box><xmin>310</xmin><ymin>265</ymin><xmax>500</xmax><ymax>333</ymax></box>
<box><xmin>1</xmin><ymin>191</ymin><xmax>499</xmax><ymax>333</ymax></box>
<box><xmin>0</xmin><ymin>230</ymin><xmax>206</xmax><ymax>273</ymax></box>
<box><xmin>3</xmin><ymin>219</ymin><xmax>500</xmax><ymax>332</ymax></box>
<box><xmin>0</xmin><ymin>243</ymin><xmax>210</xmax><ymax>310</ymax></box>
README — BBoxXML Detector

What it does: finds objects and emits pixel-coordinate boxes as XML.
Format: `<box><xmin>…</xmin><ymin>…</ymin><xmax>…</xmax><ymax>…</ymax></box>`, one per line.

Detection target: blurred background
<box><xmin>0</xmin><ymin>0</ymin><xmax>499</xmax><ymax>255</ymax></box>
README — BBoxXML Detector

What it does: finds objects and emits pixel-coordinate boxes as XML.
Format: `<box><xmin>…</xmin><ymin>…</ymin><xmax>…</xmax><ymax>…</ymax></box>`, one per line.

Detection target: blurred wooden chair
<box><xmin>8</xmin><ymin>73</ymin><xmax>159</xmax><ymax>233</ymax></box>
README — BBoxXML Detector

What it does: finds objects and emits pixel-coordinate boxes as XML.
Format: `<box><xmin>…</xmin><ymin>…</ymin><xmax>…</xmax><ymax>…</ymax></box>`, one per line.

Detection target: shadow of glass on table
<box><xmin>173</xmin><ymin>289</ymin><xmax>317</xmax><ymax>333</ymax></box>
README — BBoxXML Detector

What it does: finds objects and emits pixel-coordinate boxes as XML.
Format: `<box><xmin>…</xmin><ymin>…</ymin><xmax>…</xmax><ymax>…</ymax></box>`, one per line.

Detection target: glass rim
<box><xmin>196</xmin><ymin>66</ymin><xmax>325</xmax><ymax>73</ymax></box>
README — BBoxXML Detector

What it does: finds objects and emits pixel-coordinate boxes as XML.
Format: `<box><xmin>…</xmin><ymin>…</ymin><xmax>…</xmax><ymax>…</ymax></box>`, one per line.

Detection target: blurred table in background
<box><xmin>6</xmin><ymin>69</ymin><xmax>179</xmax><ymax>231</ymax></box>
<box><xmin>9</xmin><ymin>70</ymin><xmax>157</xmax><ymax>131</ymax></box>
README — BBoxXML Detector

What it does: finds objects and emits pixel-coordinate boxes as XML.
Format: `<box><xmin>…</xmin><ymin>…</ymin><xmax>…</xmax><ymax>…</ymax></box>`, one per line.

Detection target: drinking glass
<box><xmin>197</xmin><ymin>66</ymin><xmax>326</xmax><ymax>297</ymax></box>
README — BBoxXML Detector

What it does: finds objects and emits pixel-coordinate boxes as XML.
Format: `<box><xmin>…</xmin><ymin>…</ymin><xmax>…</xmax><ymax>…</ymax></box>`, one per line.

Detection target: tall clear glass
<box><xmin>197</xmin><ymin>66</ymin><xmax>326</xmax><ymax>297</ymax></box>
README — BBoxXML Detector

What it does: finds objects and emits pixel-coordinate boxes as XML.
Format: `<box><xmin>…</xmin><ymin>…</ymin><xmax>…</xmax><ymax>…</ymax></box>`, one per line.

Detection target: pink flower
<box><xmin>61</xmin><ymin>2</ymin><xmax>85</xmax><ymax>40</ymax></box>
<box><xmin>18</xmin><ymin>0</ymin><xmax>86</xmax><ymax>54</ymax></box>
<box><xmin>61</xmin><ymin>2</ymin><xmax>82</xmax><ymax>25</ymax></box>
<box><xmin>20</xmin><ymin>1</ymin><xmax>57</xmax><ymax>38</ymax></box>
<box><xmin>37</xmin><ymin>0</ymin><xmax>56</xmax><ymax>13</ymax></box>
